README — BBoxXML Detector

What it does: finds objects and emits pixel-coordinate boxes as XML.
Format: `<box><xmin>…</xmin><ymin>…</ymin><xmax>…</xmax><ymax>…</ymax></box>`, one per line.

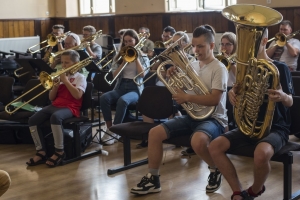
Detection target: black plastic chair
<box><xmin>108</xmin><ymin>86</ymin><xmax>175</xmax><ymax>175</ymax></box>
<box><xmin>292</xmin><ymin>76</ymin><xmax>300</xmax><ymax>96</ymax></box>
<box><xmin>0</xmin><ymin>76</ymin><xmax>14</xmax><ymax>112</ymax></box>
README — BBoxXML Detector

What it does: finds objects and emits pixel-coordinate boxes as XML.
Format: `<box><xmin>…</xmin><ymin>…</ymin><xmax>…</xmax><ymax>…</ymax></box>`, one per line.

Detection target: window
<box><xmin>168</xmin><ymin>0</ymin><xmax>236</xmax><ymax>11</ymax></box>
<box><xmin>79</xmin><ymin>0</ymin><xmax>115</xmax><ymax>15</ymax></box>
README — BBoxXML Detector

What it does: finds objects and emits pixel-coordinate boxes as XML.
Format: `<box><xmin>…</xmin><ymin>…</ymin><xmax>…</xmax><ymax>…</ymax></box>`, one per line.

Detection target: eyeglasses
<box><xmin>162</xmin><ymin>34</ymin><xmax>172</xmax><ymax>39</ymax></box>
<box><xmin>220</xmin><ymin>43</ymin><xmax>233</xmax><ymax>47</ymax></box>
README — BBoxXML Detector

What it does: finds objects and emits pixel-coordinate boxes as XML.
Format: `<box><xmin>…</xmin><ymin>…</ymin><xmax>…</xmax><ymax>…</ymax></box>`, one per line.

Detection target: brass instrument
<box><xmin>222</xmin><ymin>4</ymin><xmax>282</xmax><ymax>138</ymax></box>
<box><xmin>133</xmin><ymin>43</ymin><xmax>194</xmax><ymax>86</ymax></box>
<box><xmin>104</xmin><ymin>37</ymin><xmax>147</xmax><ymax>85</ymax></box>
<box><xmin>138</xmin><ymin>32</ymin><xmax>150</xmax><ymax>38</ymax></box>
<box><xmin>215</xmin><ymin>51</ymin><xmax>236</xmax><ymax>71</ymax></box>
<box><xmin>267</xmin><ymin>29</ymin><xmax>300</xmax><ymax>48</ymax></box>
<box><xmin>81</xmin><ymin>30</ymin><xmax>102</xmax><ymax>43</ymax></box>
<box><xmin>5</xmin><ymin>57</ymin><xmax>93</xmax><ymax>115</ymax></box>
<box><xmin>95</xmin><ymin>50</ymin><xmax>115</xmax><ymax>69</ymax></box>
<box><xmin>154</xmin><ymin>37</ymin><xmax>173</xmax><ymax>48</ymax></box>
<box><xmin>155</xmin><ymin>36</ymin><xmax>216</xmax><ymax>120</ymax></box>
<box><xmin>28</xmin><ymin>31</ymin><xmax>71</xmax><ymax>54</ymax></box>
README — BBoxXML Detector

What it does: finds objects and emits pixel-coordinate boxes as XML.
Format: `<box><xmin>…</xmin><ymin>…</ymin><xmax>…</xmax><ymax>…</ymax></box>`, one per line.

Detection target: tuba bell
<box><xmin>222</xmin><ymin>4</ymin><xmax>282</xmax><ymax>138</ymax></box>
<box><xmin>156</xmin><ymin>36</ymin><xmax>216</xmax><ymax>120</ymax></box>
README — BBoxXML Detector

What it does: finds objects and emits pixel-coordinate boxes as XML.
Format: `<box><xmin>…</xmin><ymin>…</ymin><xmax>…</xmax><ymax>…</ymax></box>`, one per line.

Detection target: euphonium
<box><xmin>222</xmin><ymin>4</ymin><xmax>282</xmax><ymax>138</ymax></box>
<box><xmin>5</xmin><ymin>56</ymin><xmax>93</xmax><ymax>115</ymax></box>
<box><xmin>156</xmin><ymin>36</ymin><xmax>216</xmax><ymax>120</ymax></box>
<box><xmin>215</xmin><ymin>51</ymin><xmax>236</xmax><ymax>71</ymax></box>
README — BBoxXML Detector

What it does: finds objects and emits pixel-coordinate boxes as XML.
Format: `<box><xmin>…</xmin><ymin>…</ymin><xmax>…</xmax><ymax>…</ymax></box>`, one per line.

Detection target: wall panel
<box><xmin>0</xmin><ymin>7</ymin><xmax>300</xmax><ymax>43</ymax></box>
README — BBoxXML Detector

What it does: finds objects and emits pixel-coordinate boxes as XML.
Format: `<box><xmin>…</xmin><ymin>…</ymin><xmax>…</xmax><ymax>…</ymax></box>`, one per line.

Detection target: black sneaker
<box><xmin>131</xmin><ymin>173</ymin><xmax>161</xmax><ymax>195</ymax></box>
<box><xmin>206</xmin><ymin>167</ymin><xmax>222</xmax><ymax>193</ymax></box>
<box><xmin>181</xmin><ymin>147</ymin><xmax>196</xmax><ymax>156</ymax></box>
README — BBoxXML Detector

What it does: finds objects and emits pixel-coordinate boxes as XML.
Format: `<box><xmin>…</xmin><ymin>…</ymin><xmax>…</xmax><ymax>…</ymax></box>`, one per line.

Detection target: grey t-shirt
<box><xmin>191</xmin><ymin>59</ymin><xmax>228</xmax><ymax>127</ymax></box>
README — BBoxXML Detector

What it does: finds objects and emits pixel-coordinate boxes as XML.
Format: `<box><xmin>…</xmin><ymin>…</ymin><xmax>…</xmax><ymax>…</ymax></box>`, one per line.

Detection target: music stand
<box><xmin>27</xmin><ymin>59</ymin><xmax>55</xmax><ymax>75</ymax></box>
<box><xmin>14</xmin><ymin>59</ymin><xmax>39</xmax><ymax>84</ymax></box>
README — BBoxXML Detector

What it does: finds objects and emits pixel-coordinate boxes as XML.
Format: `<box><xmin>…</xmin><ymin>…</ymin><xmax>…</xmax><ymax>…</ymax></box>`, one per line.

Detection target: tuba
<box><xmin>156</xmin><ymin>36</ymin><xmax>216</xmax><ymax>120</ymax></box>
<box><xmin>222</xmin><ymin>4</ymin><xmax>282</xmax><ymax>138</ymax></box>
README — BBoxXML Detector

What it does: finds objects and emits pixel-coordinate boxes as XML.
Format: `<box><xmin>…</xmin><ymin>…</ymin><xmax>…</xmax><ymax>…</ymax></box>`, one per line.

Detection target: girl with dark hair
<box><xmin>100</xmin><ymin>29</ymin><xmax>150</xmax><ymax>145</ymax></box>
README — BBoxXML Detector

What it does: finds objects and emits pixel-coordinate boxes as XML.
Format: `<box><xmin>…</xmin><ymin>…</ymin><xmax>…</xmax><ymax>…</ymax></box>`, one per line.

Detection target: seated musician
<box><xmin>130</xmin><ymin>25</ymin><xmax>228</xmax><ymax>195</ymax></box>
<box><xmin>51</xmin><ymin>33</ymin><xmax>89</xmax><ymax>78</ymax></box>
<box><xmin>209</xmin><ymin>28</ymin><xmax>294</xmax><ymax>199</ymax></box>
<box><xmin>0</xmin><ymin>170</ymin><xmax>10</xmax><ymax>197</ymax></box>
<box><xmin>161</xmin><ymin>26</ymin><xmax>176</xmax><ymax>48</ymax></box>
<box><xmin>266</xmin><ymin>20</ymin><xmax>300</xmax><ymax>72</ymax></box>
<box><xmin>100</xmin><ymin>29</ymin><xmax>150</xmax><ymax>145</ymax></box>
<box><xmin>139</xmin><ymin>27</ymin><xmax>154</xmax><ymax>58</ymax></box>
<box><xmin>220</xmin><ymin>32</ymin><xmax>237</xmax><ymax>87</ymax></box>
<box><xmin>26</xmin><ymin>50</ymin><xmax>87</xmax><ymax>167</ymax></box>
<box><xmin>82</xmin><ymin>25</ymin><xmax>102</xmax><ymax>61</ymax></box>
<box><xmin>43</xmin><ymin>24</ymin><xmax>65</xmax><ymax>63</ymax></box>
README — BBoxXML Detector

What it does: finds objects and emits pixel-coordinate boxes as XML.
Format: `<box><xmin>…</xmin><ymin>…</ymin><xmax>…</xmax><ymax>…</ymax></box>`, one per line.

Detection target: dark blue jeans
<box><xmin>100</xmin><ymin>79</ymin><xmax>139</xmax><ymax>125</ymax></box>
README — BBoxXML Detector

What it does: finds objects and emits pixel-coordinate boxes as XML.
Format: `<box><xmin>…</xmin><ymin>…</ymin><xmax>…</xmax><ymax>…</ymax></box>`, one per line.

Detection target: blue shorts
<box><xmin>161</xmin><ymin>115</ymin><xmax>225</xmax><ymax>141</ymax></box>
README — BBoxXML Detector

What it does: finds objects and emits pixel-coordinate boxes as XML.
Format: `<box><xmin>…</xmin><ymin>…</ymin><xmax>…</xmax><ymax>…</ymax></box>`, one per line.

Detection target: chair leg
<box><xmin>107</xmin><ymin>136</ymin><xmax>148</xmax><ymax>175</ymax></box>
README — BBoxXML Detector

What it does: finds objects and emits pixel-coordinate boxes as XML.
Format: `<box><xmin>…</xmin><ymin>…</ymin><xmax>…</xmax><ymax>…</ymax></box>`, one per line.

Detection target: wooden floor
<box><xmin>1</xmin><ymin>124</ymin><xmax>300</xmax><ymax>200</ymax></box>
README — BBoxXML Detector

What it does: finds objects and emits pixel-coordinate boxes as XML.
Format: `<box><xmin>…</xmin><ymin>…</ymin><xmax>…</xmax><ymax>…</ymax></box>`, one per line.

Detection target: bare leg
<box><xmin>251</xmin><ymin>142</ymin><xmax>274</xmax><ymax>193</ymax></box>
<box><xmin>148</xmin><ymin>125</ymin><xmax>168</xmax><ymax>169</ymax></box>
<box><xmin>209</xmin><ymin>136</ymin><xmax>243</xmax><ymax>200</ymax></box>
<box><xmin>191</xmin><ymin>132</ymin><xmax>214</xmax><ymax>166</ymax></box>
<box><xmin>106</xmin><ymin>121</ymin><xmax>112</xmax><ymax>129</ymax></box>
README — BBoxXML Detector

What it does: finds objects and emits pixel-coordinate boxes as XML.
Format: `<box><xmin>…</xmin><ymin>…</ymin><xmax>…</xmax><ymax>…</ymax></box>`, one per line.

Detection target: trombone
<box><xmin>81</xmin><ymin>30</ymin><xmax>102</xmax><ymax>43</ymax></box>
<box><xmin>154</xmin><ymin>37</ymin><xmax>173</xmax><ymax>48</ymax></box>
<box><xmin>28</xmin><ymin>31</ymin><xmax>71</xmax><ymax>54</ymax></box>
<box><xmin>5</xmin><ymin>56</ymin><xmax>93</xmax><ymax>115</ymax></box>
<box><xmin>104</xmin><ymin>37</ymin><xmax>147</xmax><ymax>85</ymax></box>
<box><xmin>95</xmin><ymin>50</ymin><xmax>115</xmax><ymax>70</ymax></box>
<box><xmin>267</xmin><ymin>29</ymin><xmax>300</xmax><ymax>48</ymax></box>
<box><xmin>215</xmin><ymin>51</ymin><xmax>236</xmax><ymax>71</ymax></box>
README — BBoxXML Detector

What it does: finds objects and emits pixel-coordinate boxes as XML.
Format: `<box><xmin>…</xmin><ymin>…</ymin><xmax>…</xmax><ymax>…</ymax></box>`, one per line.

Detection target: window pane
<box><xmin>93</xmin><ymin>0</ymin><xmax>110</xmax><ymax>13</ymax></box>
<box><xmin>204</xmin><ymin>0</ymin><xmax>225</xmax><ymax>9</ymax></box>
<box><xmin>80</xmin><ymin>0</ymin><xmax>91</xmax><ymax>15</ymax></box>
<box><xmin>169</xmin><ymin>0</ymin><xmax>199</xmax><ymax>11</ymax></box>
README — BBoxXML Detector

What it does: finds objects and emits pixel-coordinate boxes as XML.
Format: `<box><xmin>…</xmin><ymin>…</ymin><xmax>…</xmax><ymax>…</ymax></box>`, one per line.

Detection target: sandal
<box><xmin>26</xmin><ymin>152</ymin><xmax>47</xmax><ymax>166</ymax></box>
<box><xmin>46</xmin><ymin>152</ymin><xmax>66</xmax><ymax>168</ymax></box>
<box><xmin>231</xmin><ymin>190</ymin><xmax>249</xmax><ymax>200</ymax></box>
<box><xmin>247</xmin><ymin>185</ymin><xmax>265</xmax><ymax>198</ymax></box>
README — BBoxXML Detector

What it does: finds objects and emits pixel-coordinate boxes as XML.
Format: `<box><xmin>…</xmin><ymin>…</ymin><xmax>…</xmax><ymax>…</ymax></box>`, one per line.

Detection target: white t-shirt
<box><xmin>191</xmin><ymin>59</ymin><xmax>228</xmax><ymax>127</ymax></box>
<box><xmin>270</xmin><ymin>38</ymin><xmax>300</xmax><ymax>71</ymax></box>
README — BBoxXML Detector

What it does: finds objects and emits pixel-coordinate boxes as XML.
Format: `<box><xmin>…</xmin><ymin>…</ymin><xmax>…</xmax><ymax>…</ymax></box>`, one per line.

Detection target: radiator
<box><xmin>0</xmin><ymin>36</ymin><xmax>40</xmax><ymax>55</ymax></box>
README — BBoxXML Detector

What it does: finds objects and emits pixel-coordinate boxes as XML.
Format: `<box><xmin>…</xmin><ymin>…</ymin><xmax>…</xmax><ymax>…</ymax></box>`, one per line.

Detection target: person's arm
<box><xmin>60</xmin><ymin>73</ymin><xmax>84</xmax><ymax>99</ymax></box>
<box><xmin>286</xmin><ymin>41</ymin><xmax>299</xmax><ymax>57</ymax></box>
<box><xmin>49</xmin><ymin>80</ymin><xmax>59</xmax><ymax>101</ymax></box>
<box><xmin>266</xmin><ymin>41</ymin><xmax>277</xmax><ymax>58</ymax></box>
<box><xmin>229</xmin><ymin>63</ymin><xmax>236</xmax><ymax>75</ymax></box>
<box><xmin>112</xmin><ymin>60</ymin><xmax>125</xmax><ymax>78</ymax></box>
<box><xmin>135</xmin><ymin>58</ymin><xmax>145</xmax><ymax>78</ymax></box>
<box><xmin>268</xmin><ymin>86</ymin><xmax>293</xmax><ymax>107</ymax></box>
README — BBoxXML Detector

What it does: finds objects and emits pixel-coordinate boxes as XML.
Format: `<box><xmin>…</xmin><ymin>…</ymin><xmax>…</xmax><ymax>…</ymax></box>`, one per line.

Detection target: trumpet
<box><xmin>267</xmin><ymin>29</ymin><xmax>300</xmax><ymax>48</ymax></box>
<box><xmin>215</xmin><ymin>51</ymin><xmax>236</xmax><ymax>71</ymax></box>
<box><xmin>104</xmin><ymin>37</ymin><xmax>147</xmax><ymax>85</ymax></box>
<box><xmin>5</xmin><ymin>56</ymin><xmax>93</xmax><ymax>115</ymax></box>
<box><xmin>28</xmin><ymin>31</ymin><xmax>71</xmax><ymax>54</ymax></box>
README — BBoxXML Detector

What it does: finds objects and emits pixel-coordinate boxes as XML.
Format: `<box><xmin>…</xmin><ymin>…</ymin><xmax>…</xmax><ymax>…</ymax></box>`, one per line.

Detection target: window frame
<box><xmin>167</xmin><ymin>0</ymin><xmax>236</xmax><ymax>12</ymax></box>
<box><xmin>79</xmin><ymin>0</ymin><xmax>115</xmax><ymax>16</ymax></box>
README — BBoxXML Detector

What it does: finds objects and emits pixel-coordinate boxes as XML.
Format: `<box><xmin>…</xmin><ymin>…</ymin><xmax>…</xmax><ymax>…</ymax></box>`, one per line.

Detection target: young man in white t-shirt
<box><xmin>267</xmin><ymin>20</ymin><xmax>300</xmax><ymax>71</ymax></box>
<box><xmin>130</xmin><ymin>25</ymin><xmax>228</xmax><ymax>195</ymax></box>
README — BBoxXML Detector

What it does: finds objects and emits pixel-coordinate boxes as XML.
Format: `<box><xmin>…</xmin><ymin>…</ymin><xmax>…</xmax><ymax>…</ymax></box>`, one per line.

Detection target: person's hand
<box><xmin>166</xmin><ymin>66</ymin><xmax>176</xmax><ymax>78</ymax></box>
<box><xmin>53</xmin><ymin>77</ymin><xmax>60</xmax><ymax>88</ymax></box>
<box><xmin>59</xmin><ymin>73</ymin><xmax>68</xmax><ymax>84</ymax></box>
<box><xmin>172</xmin><ymin>88</ymin><xmax>188</xmax><ymax>104</ymax></box>
<box><xmin>228</xmin><ymin>85</ymin><xmax>238</xmax><ymax>106</ymax></box>
<box><xmin>268</xmin><ymin>85</ymin><xmax>287</xmax><ymax>102</ymax></box>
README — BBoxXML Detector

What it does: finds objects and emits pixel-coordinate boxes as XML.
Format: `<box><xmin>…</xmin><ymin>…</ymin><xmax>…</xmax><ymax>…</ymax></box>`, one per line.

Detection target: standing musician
<box><xmin>220</xmin><ymin>32</ymin><xmax>237</xmax><ymax>87</ymax></box>
<box><xmin>130</xmin><ymin>25</ymin><xmax>228</xmax><ymax>195</ymax></box>
<box><xmin>100</xmin><ymin>29</ymin><xmax>150</xmax><ymax>145</ymax></box>
<box><xmin>209</xmin><ymin>28</ymin><xmax>294</xmax><ymax>200</ymax></box>
<box><xmin>43</xmin><ymin>24</ymin><xmax>65</xmax><ymax>63</ymax></box>
<box><xmin>266</xmin><ymin>20</ymin><xmax>300</xmax><ymax>71</ymax></box>
<box><xmin>26</xmin><ymin>50</ymin><xmax>87</xmax><ymax>168</ymax></box>
<box><xmin>139</xmin><ymin>27</ymin><xmax>154</xmax><ymax>58</ymax></box>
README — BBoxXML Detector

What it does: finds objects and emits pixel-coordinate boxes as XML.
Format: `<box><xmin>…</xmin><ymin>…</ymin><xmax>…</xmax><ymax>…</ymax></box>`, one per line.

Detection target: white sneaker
<box><xmin>102</xmin><ymin>129</ymin><xmax>119</xmax><ymax>145</ymax></box>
